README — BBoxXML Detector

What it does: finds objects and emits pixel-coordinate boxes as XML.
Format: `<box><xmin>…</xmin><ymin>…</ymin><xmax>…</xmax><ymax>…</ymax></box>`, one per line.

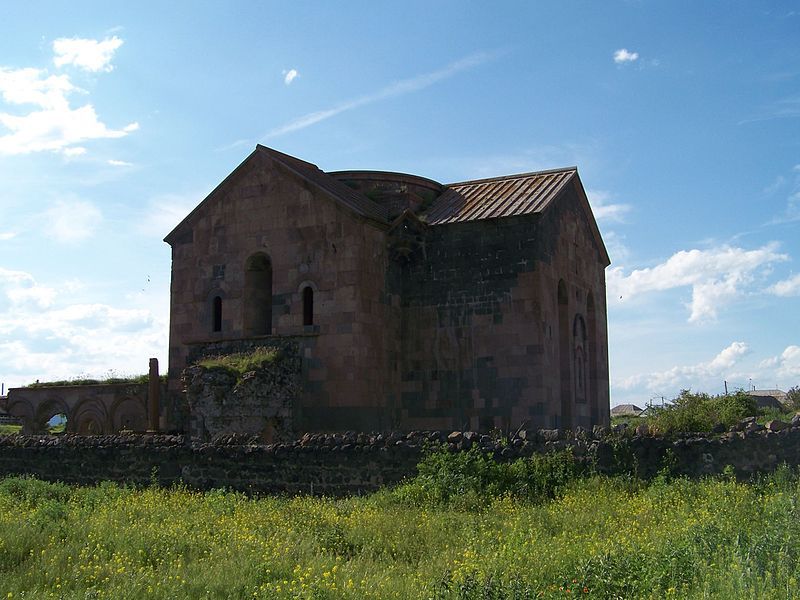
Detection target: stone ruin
<box><xmin>182</xmin><ymin>345</ymin><xmax>301</xmax><ymax>442</ymax></box>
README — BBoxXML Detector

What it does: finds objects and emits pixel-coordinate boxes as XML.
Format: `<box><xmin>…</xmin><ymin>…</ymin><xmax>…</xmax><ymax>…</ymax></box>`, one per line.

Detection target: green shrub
<box><xmin>648</xmin><ymin>390</ymin><xmax>757</xmax><ymax>435</ymax></box>
<box><xmin>390</xmin><ymin>445</ymin><xmax>587</xmax><ymax>508</ymax></box>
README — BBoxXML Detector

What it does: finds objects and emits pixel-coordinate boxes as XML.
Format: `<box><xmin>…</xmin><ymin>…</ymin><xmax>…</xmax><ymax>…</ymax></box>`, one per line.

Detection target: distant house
<box><xmin>746</xmin><ymin>389</ymin><xmax>788</xmax><ymax>410</ymax></box>
<box><xmin>610</xmin><ymin>404</ymin><xmax>644</xmax><ymax>418</ymax></box>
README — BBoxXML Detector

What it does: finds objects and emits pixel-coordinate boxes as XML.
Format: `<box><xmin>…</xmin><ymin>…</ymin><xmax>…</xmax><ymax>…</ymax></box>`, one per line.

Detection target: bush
<box><xmin>648</xmin><ymin>390</ymin><xmax>758</xmax><ymax>435</ymax></box>
<box><xmin>390</xmin><ymin>445</ymin><xmax>587</xmax><ymax>508</ymax></box>
<box><xmin>787</xmin><ymin>386</ymin><xmax>800</xmax><ymax>411</ymax></box>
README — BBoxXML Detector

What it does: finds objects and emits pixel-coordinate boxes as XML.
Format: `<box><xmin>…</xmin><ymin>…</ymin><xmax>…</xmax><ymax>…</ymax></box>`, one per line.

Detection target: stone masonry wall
<box><xmin>397</xmin><ymin>183</ymin><xmax>609</xmax><ymax>432</ymax></box>
<box><xmin>3</xmin><ymin>417</ymin><xmax>800</xmax><ymax>495</ymax></box>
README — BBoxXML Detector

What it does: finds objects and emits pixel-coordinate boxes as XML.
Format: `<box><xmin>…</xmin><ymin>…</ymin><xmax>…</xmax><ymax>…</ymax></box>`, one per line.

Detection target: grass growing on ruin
<box><xmin>196</xmin><ymin>347</ymin><xmax>280</xmax><ymax>377</ymax></box>
<box><xmin>3</xmin><ymin>466</ymin><xmax>800</xmax><ymax>599</ymax></box>
<box><xmin>25</xmin><ymin>374</ymin><xmax>167</xmax><ymax>388</ymax></box>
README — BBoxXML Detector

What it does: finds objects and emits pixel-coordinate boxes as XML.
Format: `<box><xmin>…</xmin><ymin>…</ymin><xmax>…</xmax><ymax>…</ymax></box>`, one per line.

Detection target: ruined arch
<box><xmin>34</xmin><ymin>397</ymin><xmax>70</xmax><ymax>434</ymax></box>
<box><xmin>72</xmin><ymin>398</ymin><xmax>110</xmax><ymax>435</ymax></box>
<box><xmin>111</xmin><ymin>396</ymin><xmax>147</xmax><ymax>432</ymax></box>
<box><xmin>243</xmin><ymin>252</ymin><xmax>273</xmax><ymax>336</ymax></box>
<box><xmin>6</xmin><ymin>399</ymin><xmax>34</xmax><ymax>434</ymax></box>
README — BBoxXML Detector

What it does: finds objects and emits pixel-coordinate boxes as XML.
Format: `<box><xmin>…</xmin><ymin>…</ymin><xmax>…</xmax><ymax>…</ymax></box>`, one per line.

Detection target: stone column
<box><xmin>148</xmin><ymin>358</ymin><xmax>160</xmax><ymax>432</ymax></box>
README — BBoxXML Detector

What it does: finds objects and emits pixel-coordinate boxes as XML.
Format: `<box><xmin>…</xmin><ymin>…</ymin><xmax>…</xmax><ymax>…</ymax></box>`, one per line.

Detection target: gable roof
<box><xmin>425</xmin><ymin>167</ymin><xmax>577</xmax><ymax>226</ymax></box>
<box><xmin>164</xmin><ymin>147</ymin><xmax>609</xmax><ymax>266</ymax></box>
<box><xmin>424</xmin><ymin>166</ymin><xmax>610</xmax><ymax>266</ymax></box>
<box><xmin>610</xmin><ymin>404</ymin><xmax>644</xmax><ymax>416</ymax></box>
<box><xmin>164</xmin><ymin>145</ymin><xmax>387</xmax><ymax>244</ymax></box>
<box><xmin>261</xmin><ymin>146</ymin><xmax>388</xmax><ymax>223</ymax></box>
<box><xmin>747</xmin><ymin>389</ymin><xmax>788</xmax><ymax>401</ymax></box>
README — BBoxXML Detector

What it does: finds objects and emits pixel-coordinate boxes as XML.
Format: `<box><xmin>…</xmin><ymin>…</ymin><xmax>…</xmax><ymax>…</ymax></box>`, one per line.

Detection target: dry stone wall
<box><xmin>2</xmin><ymin>417</ymin><xmax>800</xmax><ymax>495</ymax></box>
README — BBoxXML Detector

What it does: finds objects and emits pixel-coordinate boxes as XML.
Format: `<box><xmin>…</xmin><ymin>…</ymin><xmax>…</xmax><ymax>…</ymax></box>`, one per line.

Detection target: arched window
<box><xmin>587</xmin><ymin>292</ymin><xmax>599</xmax><ymax>423</ymax></box>
<box><xmin>557</xmin><ymin>280</ymin><xmax>571</xmax><ymax>429</ymax></box>
<box><xmin>212</xmin><ymin>296</ymin><xmax>222</xmax><ymax>333</ymax></box>
<box><xmin>244</xmin><ymin>253</ymin><xmax>272</xmax><ymax>336</ymax></box>
<box><xmin>573</xmin><ymin>314</ymin><xmax>587</xmax><ymax>404</ymax></box>
<box><xmin>302</xmin><ymin>286</ymin><xmax>314</xmax><ymax>326</ymax></box>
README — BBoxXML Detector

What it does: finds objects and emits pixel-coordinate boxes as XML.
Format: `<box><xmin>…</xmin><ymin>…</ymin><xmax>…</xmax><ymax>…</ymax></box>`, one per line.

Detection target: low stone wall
<box><xmin>2</xmin><ymin>418</ymin><xmax>800</xmax><ymax>495</ymax></box>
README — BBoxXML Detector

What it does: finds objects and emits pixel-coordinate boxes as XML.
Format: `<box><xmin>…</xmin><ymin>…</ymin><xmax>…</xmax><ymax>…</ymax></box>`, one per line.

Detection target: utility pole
<box><xmin>724</xmin><ymin>380</ymin><xmax>728</xmax><ymax>394</ymax></box>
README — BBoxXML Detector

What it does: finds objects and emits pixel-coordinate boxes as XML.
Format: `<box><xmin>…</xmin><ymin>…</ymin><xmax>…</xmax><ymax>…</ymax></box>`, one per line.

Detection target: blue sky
<box><xmin>0</xmin><ymin>1</ymin><xmax>798</xmax><ymax>406</ymax></box>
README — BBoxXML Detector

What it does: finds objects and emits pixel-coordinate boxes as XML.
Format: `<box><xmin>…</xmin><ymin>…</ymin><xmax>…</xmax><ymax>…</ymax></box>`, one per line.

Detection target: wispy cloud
<box><xmin>41</xmin><ymin>199</ymin><xmax>102</xmax><ymax>243</ymax></box>
<box><xmin>765</xmin><ymin>164</ymin><xmax>800</xmax><ymax>225</ymax></box>
<box><xmin>586</xmin><ymin>189</ymin><xmax>631</xmax><ymax>223</ymax></box>
<box><xmin>264</xmin><ymin>50</ymin><xmax>500</xmax><ymax>139</ymax></box>
<box><xmin>52</xmin><ymin>36</ymin><xmax>123</xmax><ymax>72</ymax></box>
<box><xmin>613</xmin><ymin>48</ymin><xmax>639</xmax><ymax>64</ymax></box>
<box><xmin>282</xmin><ymin>68</ymin><xmax>299</xmax><ymax>85</ymax></box>
<box><xmin>107</xmin><ymin>159</ymin><xmax>133</xmax><ymax>167</ymax></box>
<box><xmin>137</xmin><ymin>192</ymin><xmax>202</xmax><ymax>237</ymax></box>
<box><xmin>739</xmin><ymin>95</ymin><xmax>800</xmax><ymax>125</ymax></box>
<box><xmin>0</xmin><ymin>232</ymin><xmax>16</xmax><ymax>241</ymax></box>
<box><xmin>608</xmin><ymin>243</ymin><xmax>788</xmax><ymax>322</ymax></box>
<box><xmin>769</xmin><ymin>273</ymin><xmax>800</xmax><ymax>296</ymax></box>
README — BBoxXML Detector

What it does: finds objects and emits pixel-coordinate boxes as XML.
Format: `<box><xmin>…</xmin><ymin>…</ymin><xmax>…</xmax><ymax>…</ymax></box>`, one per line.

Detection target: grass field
<box><xmin>2</xmin><ymin>468</ymin><xmax>800</xmax><ymax>599</ymax></box>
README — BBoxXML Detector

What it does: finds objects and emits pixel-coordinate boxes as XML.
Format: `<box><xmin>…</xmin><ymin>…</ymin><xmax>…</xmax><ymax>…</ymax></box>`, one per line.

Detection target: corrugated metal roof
<box><xmin>424</xmin><ymin>167</ymin><xmax>576</xmax><ymax>225</ymax></box>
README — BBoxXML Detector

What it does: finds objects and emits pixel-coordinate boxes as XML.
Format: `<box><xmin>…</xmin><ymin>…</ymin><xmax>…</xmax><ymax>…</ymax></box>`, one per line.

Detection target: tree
<box><xmin>787</xmin><ymin>386</ymin><xmax>800</xmax><ymax>411</ymax></box>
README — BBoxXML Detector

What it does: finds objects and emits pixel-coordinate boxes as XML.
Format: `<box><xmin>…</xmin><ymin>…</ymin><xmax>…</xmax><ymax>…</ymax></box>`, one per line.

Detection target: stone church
<box><xmin>164</xmin><ymin>145</ymin><xmax>610</xmax><ymax>433</ymax></box>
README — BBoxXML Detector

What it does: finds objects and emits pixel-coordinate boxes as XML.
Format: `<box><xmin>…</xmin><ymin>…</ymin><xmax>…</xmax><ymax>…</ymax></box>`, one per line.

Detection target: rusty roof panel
<box><xmin>425</xmin><ymin>167</ymin><xmax>576</xmax><ymax>225</ymax></box>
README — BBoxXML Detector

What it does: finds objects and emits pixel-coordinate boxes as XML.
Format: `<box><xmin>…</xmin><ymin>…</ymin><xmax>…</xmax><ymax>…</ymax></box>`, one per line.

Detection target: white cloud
<box><xmin>0</xmin><ymin>267</ymin><xmax>56</xmax><ymax>309</ymax></box>
<box><xmin>0</xmin><ymin>232</ymin><xmax>16</xmax><ymax>241</ymax></box>
<box><xmin>0</xmin><ymin>67</ymin><xmax>76</xmax><ymax>108</ymax></box>
<box><xmin>587</xmin><ymin>189</ymin><xmax>631</xmax><ymax>223</ymax></box>
<box><xmin>769</xmin><ymin>273</ymin><xmax>800</xmax><ymax>296</ymax></box>
<box><xmin>52</xmin><ymin>36</ymin><xmax>123</xmax><ymax>72</ymax></box>
<box><xmin>41</xmin><ymin>199</ymin><xmax>102</xmax><ymax>243</ymax></box>
<box><xmin>63</xmin><ymin>146</ymin><xmax>87</xmax><ymax>157</ymax></box>
<box><xmin>613</xmin><ymin>48</ymin><xmax>639</xmax><ymax>64</ymax></box>
<box><xmin>0</xmin><ymin>267</ymin><xmax>168</xmax><ymax>388</ymax></box>
<box><xmin>264</xmin><ymin>50</ymin><xmax>500</xmax><ymax>138</ymax></box>
<box><xmin>0</xmin><ymin>39</ymin><xmax>137</xmax><ymax>156</ymax></box>
<box><xmin>283</xmin><ymin>68</ymin><xmax>299</xmax><ymax>85</ymax></box>
<box><xmin>759</xmin><ymin>346</ymin><xmax>800</xmax><ymax>380</ymax></box>
<box><xmin>616</xmin><ymin>341</ymin><xmax>750</xmax><ymax>393</ymax></box>
<box><xmin>107</xmin><ymin>158</ymin><xmax>133</xmax><ymax>167</ymax></box>
<box><xmin>608</xmin><ymin>244</ymin><xmax>788</xmax><ymax>322</ymax></box>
